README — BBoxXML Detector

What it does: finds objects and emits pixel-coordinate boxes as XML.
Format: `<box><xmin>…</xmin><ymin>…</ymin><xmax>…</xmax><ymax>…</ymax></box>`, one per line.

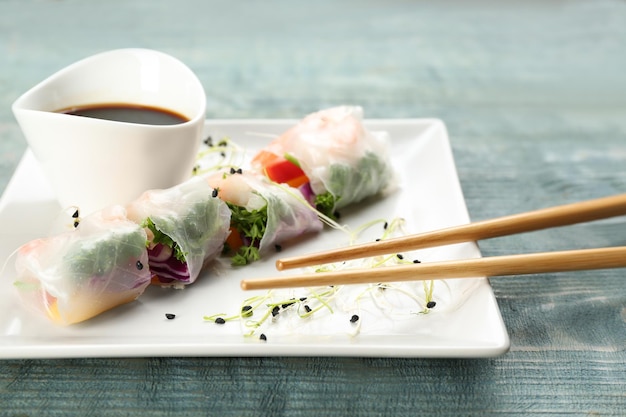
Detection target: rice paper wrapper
<box><xmin>13</xmin><ymin>206</ymin><xmax>151</xmax><ymax>325</ymax></box>
<box><xmin>254</xmin><ymin>176</ymin><xmax>324</xmax><ymax>253</ymax></box>
<box><xmin>206</xmin><ymin>171</ymin><xmax>323</xmax><ymax>254</ymax></box>
<box><xmin>126</xmin><ymin>176</ymin><xmax>231</xmax><ymax>286</ymax></box>
<box><xmin>259</xmin><ymin>106</ymin><xmax>395</xmax><ymax>209</ymax></box>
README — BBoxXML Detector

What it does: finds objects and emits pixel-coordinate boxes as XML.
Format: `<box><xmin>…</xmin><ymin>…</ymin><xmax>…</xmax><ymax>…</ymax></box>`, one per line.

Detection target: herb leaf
<box><xmin>231</xmin><ymin>246</ymin><xmax>261</xmax><ymax>266</ymax></box>
<box><xmin>142</xmin><ymin>217</ymin><xmax>187</xmax><ymax>262</ymax></box>
<box><xmin>320</xmin><ymin>151</ymin><xmax>390</xmax><ymax>211</ymax></box>
<box><xmin>66</xmin><ymin>227</ymin><xmax>147</xmax><ymax>278</ymax></box>
<box><xmin>314</xmin><ymin>192</ymin><xmax>338</xmax><ymax>219</ymax></box>
<box><xmin>227</xmin><ymin>202</ymin><xmax>268</xmax><ymax>265</ymax></box>
<box><xmin>283</xmin><ymin>153</ymin><xmax>301</xmax><ymax>168</ymax></box>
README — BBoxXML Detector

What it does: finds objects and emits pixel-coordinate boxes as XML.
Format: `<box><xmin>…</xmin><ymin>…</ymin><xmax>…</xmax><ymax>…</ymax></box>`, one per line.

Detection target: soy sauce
<box><xmin>58</xmin><ymin>103</ymin><xmax>188</xmax><ymax>125</ymax></box>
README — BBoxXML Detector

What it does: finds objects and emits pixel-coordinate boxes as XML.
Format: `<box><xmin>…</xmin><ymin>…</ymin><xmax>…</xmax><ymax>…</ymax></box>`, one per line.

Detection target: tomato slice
<box><xmin>256</xmin><ymin>152</ymin><xmax>310</xmax><ymax>188</ymax></box>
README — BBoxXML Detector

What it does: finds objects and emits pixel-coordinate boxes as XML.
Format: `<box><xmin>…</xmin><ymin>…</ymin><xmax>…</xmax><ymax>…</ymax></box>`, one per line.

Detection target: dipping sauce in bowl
<box><xmin>58</xmin><ymin>103</ymin><xmax>189</xmax><ymax>125</ymax></box>
<box><xmin>12</xmin><ymin>48</ymin><xmax>206</xmax><ymax>215</ymax></box>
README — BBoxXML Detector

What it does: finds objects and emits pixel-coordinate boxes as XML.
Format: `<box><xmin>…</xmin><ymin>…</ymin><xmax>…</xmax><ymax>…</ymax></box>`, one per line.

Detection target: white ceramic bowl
<box><xmin>12</xmin><ymin>48</ymin><xmax>206</xmax><ymax>215</ymax></box>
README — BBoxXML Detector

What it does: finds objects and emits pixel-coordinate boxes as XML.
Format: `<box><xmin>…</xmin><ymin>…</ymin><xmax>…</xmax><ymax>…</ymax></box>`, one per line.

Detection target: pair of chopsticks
<box><xmin>240</xmin><ymin>194</ymin><xmax>626</xmax><ymax>290</ymax></box>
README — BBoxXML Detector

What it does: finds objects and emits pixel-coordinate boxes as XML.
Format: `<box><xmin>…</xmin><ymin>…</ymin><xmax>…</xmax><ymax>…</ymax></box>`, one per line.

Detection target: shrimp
<box><xmin>205</xmin><ymin>170</ymin><xmax>266</xmax><ymax>210</ymax></box>
<box><xmin>252</xmin><ymin>106</ymin><xmax>366</xmax><ymax>170</ymax></box>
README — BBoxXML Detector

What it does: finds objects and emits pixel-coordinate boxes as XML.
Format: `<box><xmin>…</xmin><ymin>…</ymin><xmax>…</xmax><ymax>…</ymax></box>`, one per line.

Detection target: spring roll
<box><xmin>13</xmin><ymin>206</ymin><xmax>151</xmax><ymax>325</ymax></box>
<box><xmin>126</xmin><ymin>176</ymin><xmax>231</xmax><ymax>287</ymax></box>
<box><xmin>251</xmin><ymin>106</ymin><xmax>394</xmax><ymax>218</ymax></box>
<box><xmin>206</xmin><ymin>169</ymin><xmax>323</xmax><ymax>265</ymax></box>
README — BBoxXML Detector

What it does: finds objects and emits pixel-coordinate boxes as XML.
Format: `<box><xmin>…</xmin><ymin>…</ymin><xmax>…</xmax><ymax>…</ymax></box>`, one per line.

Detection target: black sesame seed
<box><xmin>204</xmin><ymin>136</ymin><xmax>213</xmax><ymax>146</ymax></box>
<box><xmin>73</xmin><ymin>221</ymin><xmax>80</xmax><ymax>228</ymax></box>
<box><xmin>375</xmin><ymin>238</ymin><xmax>381</xmax><ymax>242</ymax></box>
<box><xmin>426</xmin><ymin>301</ymin><xmax>437</xmax><ymax>309</ymax></box>
<box><xmin>275</xmin><ymin>244</ymin><xmax>282</xmax><ymax>252</ymax></box>
<box><xmin>259</xmin><ymin>333</ymin><xmax>267</xmax><ymax>341</ymax></box>
<box><xmin>241</xmin><ymin>305</ymin><xmax>253</xmax><ymax>317</ymax></box>
<box><xmin>215</xmin><ymin>317</ymin><xmax>226</xmax><ymax>324</ymax></box>
<box><xmin>220</xmin><ymin>152</ymin><xmax>226</xmax><ymax>157</ymax></box>
<box><xmin>396</xmin><ymin>254</ymin><xmax>404</xmax><ymax>260</ymax></box>
<box><xmin>236</xmin><ymin>168</ymin><xmax>243</xmax><ymax>174</ymax></box>
<box><xmin>212</xmin><ymin>188</ymin><xmax>219</xmax><ymax>198</ymax></box>
<box><xmin>271</xmin><ymin>306</ymin><xmax>280</xmax><ymax>317</ymax></box>
<box><xmin>165</xmin><ymin>313</ymin><xmax>176</xmax><ymax>320</ymax></box>
<box><xmin>217</xmin><ymin>139</ymin><xmax>228</xmax><ymax>147</ymax></box>
<box><xmin>383</xmin><ymin>221</ymin><xmax>388</xmax><ymax>229</ymax></box>
<box><xmin>299</xmin><ymin>297</ymin><xmax>307</xmax><ymax>301</ymax></box>
<box><xmin>192</xmin><ymin>165</ymin><xmax>199</xmax><ymax>174</ymax></box>
<box><xmin>72</xmin><ymin>210</ymin><xmax>80</xmax><ymax>218</ymax></box>
<box><xmin>229</xmin><ymin>167</ymin><xmax>236</xmax><ymax>174</ymax></box>
<box><xmin>350</xmin><ymin>314</ymin><xmax>360</xmax><ymax>323</ymax></box>
<box><xmin>281</xmin><ymin>300</ymin><xmax>295</xmax><ymax>309</ymax></box>
<box><xmin>413</xmin><ymin>259</ymin><xmax>421</xmax><ymax>264</ymax></box>
<box><xmin>136</xmin><ymin>260</ymin><xmax>144</xmax><ymax>270</ymax></box>
<box><xmin>304</xmin><ymin>305</ymin><xmax>312</xmax><ymax>313</ymax></box>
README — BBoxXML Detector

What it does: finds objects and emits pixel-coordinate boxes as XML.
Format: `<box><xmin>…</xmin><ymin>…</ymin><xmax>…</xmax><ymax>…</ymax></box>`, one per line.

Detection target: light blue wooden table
<box><xmin>1</xmin><ymin>1</ymin><xmax>625</xmax><ymax>415</ymax></box>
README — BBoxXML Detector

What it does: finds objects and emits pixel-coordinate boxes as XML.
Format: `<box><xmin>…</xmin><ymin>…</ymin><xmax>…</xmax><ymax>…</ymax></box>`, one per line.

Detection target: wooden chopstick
<box><xmin>275</xmin><ymin>193</ymin><xmax>626</xmax><ymax>271</ymax></box>
<box><xmin>241</xmin><ymin>246</ymin><xmax>626</xmax><ymax>290</ymax></box>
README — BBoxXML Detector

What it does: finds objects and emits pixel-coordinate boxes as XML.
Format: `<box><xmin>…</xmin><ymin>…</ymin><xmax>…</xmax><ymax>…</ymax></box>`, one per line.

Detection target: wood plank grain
<box><xmin>1</xmin><ymin>0</ymin><xmax>625</xmax><ymax>416</ymax></box>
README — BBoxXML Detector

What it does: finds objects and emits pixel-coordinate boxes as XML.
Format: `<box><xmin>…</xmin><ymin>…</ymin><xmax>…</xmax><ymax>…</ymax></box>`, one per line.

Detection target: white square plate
<box><xmin>0</xmin><ymin>119</ymin><xmax>509</xmax><ymax>358</ymax></box>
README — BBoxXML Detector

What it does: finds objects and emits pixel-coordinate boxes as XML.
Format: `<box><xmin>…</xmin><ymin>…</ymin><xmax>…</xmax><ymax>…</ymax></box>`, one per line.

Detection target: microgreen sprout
<box><xmin>194</xmin><ymin>135</ymin><xmax>246</xmax><ymax>176</ymax></box>
<box><xmin>204</xmin><ymin>216</ymin><xmax>442</xmax><ymax>336</ymax></box>
<box><xmin>421</xmin><ymin>280</ymin><xmax>436</xmax><ymax>313</ymax></box>
<box><xmin>142</xmin><ymin>218</ymin><xmax>188</xmax><ymax>262</ymax></box>
<box><xmin>227</xmin><ymin>202</ymin><xmax>267</xmax><ymax>266</ymax></box>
